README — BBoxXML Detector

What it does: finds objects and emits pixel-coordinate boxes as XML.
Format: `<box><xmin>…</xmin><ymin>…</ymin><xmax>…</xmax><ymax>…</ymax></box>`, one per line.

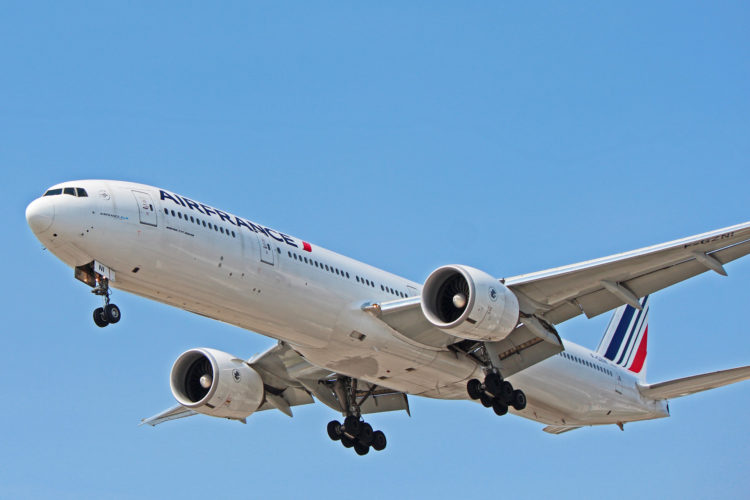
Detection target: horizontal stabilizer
<box><xmin>543</xmin><ymin>425</ymin><xmax>581</xmax><ymax>435</ymax></box>
<box><xmin>638</xmin><ymin>365</ymin><xmax>750</xmax><ymax>400</ymax></box>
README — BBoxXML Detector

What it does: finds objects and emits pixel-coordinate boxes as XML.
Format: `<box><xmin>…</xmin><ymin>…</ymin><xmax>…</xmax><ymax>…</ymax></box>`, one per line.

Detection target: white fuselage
<box><xmin>26</xmin><ymin>180</ymin><xmax>669</xmax><ymax>428</ymax></box>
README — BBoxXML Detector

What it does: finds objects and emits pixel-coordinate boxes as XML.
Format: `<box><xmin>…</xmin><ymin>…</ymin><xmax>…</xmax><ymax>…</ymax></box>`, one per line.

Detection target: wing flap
<box><xmin>543</xmin><ymin>425</ymin><xmax>582</xmax><ymax>435</ymax></box>
<box><xmin>638</xmin><ymin>365</ymin><xmax>750</xmax><ymax>400</ymax></box>
<box><xmin>141</xmin><ymin>405</ymin><xmax>198</xmax><ymax>427</ymax></box>
<box><xmin>507</xmin><ymin>221</ymin><xmax>750</xmax><ymax>324</ymax></box>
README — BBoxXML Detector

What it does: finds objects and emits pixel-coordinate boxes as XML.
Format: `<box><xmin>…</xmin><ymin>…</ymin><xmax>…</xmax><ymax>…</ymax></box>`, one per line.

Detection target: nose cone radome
<box><xmin>26</xmin><ymin>197</ymin><xmax>55</xmax><ymax>234</ymax></box>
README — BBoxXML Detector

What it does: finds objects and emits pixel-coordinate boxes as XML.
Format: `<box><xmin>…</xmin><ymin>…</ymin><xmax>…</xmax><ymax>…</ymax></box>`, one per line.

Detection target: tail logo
<box><xmin>596</xmin><ymin>296</ymin><xmax>650</xmax><ymax>375</ymax></box>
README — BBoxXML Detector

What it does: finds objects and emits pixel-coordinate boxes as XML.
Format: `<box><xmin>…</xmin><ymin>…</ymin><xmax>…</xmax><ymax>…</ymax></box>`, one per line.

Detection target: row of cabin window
<box><xmin>164</xmin><ymin>208</ymin><xmax>236</xmax><ymax>238</ymax></box>
<box><xmin>43</xmin><ymin>187</ymin><xmax>88</xmax><ymax>197</ymax></box>
<box><xmin>288</xmin><ymin>251</ymin><xmax>352</xmax><ymax>280</ymax></box>
<box><xmin>380</xmin><ymin>283</ymin><xmax>407</xmax><ymax>298</ymax></box>
<box><xmin>561</xmin><ymin>352</ymin><xmax>613</xmax><ymax>376</ymax></box>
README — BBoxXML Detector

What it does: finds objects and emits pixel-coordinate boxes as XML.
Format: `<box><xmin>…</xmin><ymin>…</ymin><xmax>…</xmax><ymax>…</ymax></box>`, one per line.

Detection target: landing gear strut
<box><xmin>92</xmin><ymin>274</ymin><xmax>120</xmax><ymax>328</ymax></box>
<box><xmin>326</xmin><ymin>377</ymin><xmax>387</xmax><ymax>455</ymax></box>
<box><xmin>467</xmin><ymin>371</ymin><xmax>526</xmax><ymax>415</ymax></box>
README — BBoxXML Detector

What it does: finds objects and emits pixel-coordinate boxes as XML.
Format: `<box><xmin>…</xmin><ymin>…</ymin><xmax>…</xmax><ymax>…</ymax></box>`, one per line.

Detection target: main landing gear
<box><xmin>467</xmin><ymin>372</ymin><xmax>526</xmax><ymax>416</ymax></box>
<box><xmin>325</xmin><ymin>376</ymin><xmax>387</xmax><ymax>456</ymax></box>
<box><xmin>91</xmin><ymin>275</ymin><xmax>121</xmax><ymax>328</ymax></box>
<box><xmin>326</xmin><ymin>416</ymin><xmax>387</xmax><ymax>456</ymax></box>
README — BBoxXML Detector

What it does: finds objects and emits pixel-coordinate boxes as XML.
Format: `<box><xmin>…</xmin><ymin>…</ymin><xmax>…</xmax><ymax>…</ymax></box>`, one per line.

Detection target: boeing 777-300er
<box><xmin>25</xmin><ymin>180</ymin><xmax>750</xmax><ymax>455</ymax></box>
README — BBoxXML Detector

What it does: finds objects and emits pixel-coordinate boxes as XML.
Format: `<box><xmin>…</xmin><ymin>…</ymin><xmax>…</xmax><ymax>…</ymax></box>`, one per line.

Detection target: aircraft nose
<box><xmin>26</xmin><ymin>197</ymin><xmax>55</xmax><ymax>234</ymax></box>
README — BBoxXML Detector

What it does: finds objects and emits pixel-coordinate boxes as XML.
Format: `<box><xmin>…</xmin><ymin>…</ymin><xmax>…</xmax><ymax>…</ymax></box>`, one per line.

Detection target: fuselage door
<box><xmin>258</xmin><ymin>234</ymin><xmax>275</xmax><ymax>265</ymax></box>
<box><xmin>132</xmin><ymin>191</ymin><xmax>157</xmax><ymax>227</ymax></box>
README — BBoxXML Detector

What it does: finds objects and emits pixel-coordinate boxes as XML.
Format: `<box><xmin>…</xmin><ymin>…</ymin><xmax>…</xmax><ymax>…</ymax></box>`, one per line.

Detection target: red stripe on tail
<box><xmin>628</xmin><ymin>327</ymin><xmax>648</xmax><ymax>374</ymax></box>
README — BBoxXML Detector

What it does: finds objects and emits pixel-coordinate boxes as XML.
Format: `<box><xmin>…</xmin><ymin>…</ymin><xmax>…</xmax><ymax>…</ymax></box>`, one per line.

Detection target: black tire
<box><xmin>104</xmin><ymin>304</ymin><xmax>121</xmax><ymax>324</ymax></box>
<box><xmin>354</xmin><ymin>442</ymin><xmax>370</xmax><ymax>456</ymax></box>
<box><xmin>93</xmin><ymin>307</ymin><xmax>108</xmax><ymax>328</ymax></box>
<box><xmin>500</xmin><ymin>381</ymin><xmax>513</xmax><ymax>400</ymax></box>
<box><xmin>371</xmin><ymin>430</ymin><xmax>387</xmax><ymax>451</ymax></box>
<box><xmin>341</xmin><ymin>436</ymin><xmax>355</xmax><ymax>448</ymax></box>
<box><xmin>343</xmin><ymin>415</ymin><xmax>361</xmax><ymax>436</ymax></box>
<box><xmin>511</xmin><ymin>389</ymin><xmax>527</xmax><ymax>411</ymax></box>
<box><xmin>492</xmin><ymin>398</ymin><xmax>508</xmax><ymax>416</ymax></box>
<box><xmin>358</xmin><ymin>422</ymin><xmax>374</xmax><ymax>446</ymax></box>
<box><xmin>484</xmin><ymin>372</ymin><xmax>502</xmax><ymax>396</ymax></box>
<box><xmin>480</xmin><ymin>393</ymin><xmax>493</xmax><ymax>408</ymax></box>
<box><xmin>467</xmin><ymin>379</ymin><xmax>482</xmax><ymax>400</ymax></box>
<box><xmin>327</xmin><ymin>420</ymin><xmax>342</xmax><ymax>441</ymax></box>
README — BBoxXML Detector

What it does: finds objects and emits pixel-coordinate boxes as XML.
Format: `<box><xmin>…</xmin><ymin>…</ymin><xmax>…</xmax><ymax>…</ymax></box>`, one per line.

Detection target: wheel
<box><xmin>484</xmin><ymin>372</ymin><xmax>502</xmax><ymax>396</ymax></box>
<box><xmin>467</xmin><ymin>378</ymin><xmax>482</xmax><ymax>400</ymax></box>
<box><xmin>511</xmin><ymin>389</ymin><xmax>527</xmax><ymax>411</ymax></box>
<box><xmin>341</xmin><ymin>436</ymin><xmax>355</xmax><ymax>448</ymax></box>
<box><xmin>354</xmin><ymin>442</ymin><xmax>370</xmax><ymax>456</ymax></box>
<box><xmin>492</xmin><ymin>398</ymin><xmax>508</xmax><ymax>416</ymax></box>
<box><xmin>499</xmin><ymin>381</ymin><xmax>513</xmax><ymax>400</ymax></box>
<box><xmin>343</xmin><ymin>415</ymin><xmax>361</xmax><ymax>436</ymax></box>
<box><xmin>93</xmin><ymin>307</ymin><xmax>108</xmax><ymax>328</ymax></box>
<box><xmin>371</xmin><ymin>430</ymin><xmax>387</xmax><ymax>451</ymax></box>
<box><xmin>327</xmin><ymin>420</ymin><xmax>342</xmax><ymax>441</ymax></box>
<box><xmin>358</xmin><ymin>422</ymin><xmax>374</xmax><ymax>446</ymax></box>
<box><xmin>104</xmin><ymin>304</ymin><xmax>121</xmax><ymax>324</ymax></box>
<box><xmin>480</xmin><ymin>393</ymin><xmax>493</xmax><ymax>408</ymax></box>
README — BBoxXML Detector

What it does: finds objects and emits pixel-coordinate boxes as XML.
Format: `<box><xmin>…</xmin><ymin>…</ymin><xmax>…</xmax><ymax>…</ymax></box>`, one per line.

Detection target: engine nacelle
<box><xmin>421</xmin><ymin>265</ymin><xmax>520</xmax><ymax>342</ymax></box>
<box><xmin>170</xmin><ymin>348</ymin><xmax>264</xmax><ymax>420</ymax></box>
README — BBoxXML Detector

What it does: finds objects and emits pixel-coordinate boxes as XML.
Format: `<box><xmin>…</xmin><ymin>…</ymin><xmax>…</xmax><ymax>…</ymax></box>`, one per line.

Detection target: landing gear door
<box><xmin>258</xmin><ymin>234</ymin><xmax>275</xmax><ymax>265</ymax></box>
<box><xmin>132</xmin><ymin>191</ymin><xmax>157</xmax><ymax>227</ymax></box>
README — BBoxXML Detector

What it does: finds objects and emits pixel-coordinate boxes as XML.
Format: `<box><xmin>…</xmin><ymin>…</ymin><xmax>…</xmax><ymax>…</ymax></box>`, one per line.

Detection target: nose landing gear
<box><xmin>92</xmin><ymin>275</ymin><xmax>121</xmax><ymax>328</ymax></box>
<box><xmin>467</xmin><ymin>371</ymin><xmax>526</xmax><ymax>415</ymax></box>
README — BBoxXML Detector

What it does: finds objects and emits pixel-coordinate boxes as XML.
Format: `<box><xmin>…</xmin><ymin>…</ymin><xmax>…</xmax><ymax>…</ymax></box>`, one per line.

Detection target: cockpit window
<box><xmin>42</xmin><ymin>187</ymin><xmax>89</xmax><ymax>197</ymax></box>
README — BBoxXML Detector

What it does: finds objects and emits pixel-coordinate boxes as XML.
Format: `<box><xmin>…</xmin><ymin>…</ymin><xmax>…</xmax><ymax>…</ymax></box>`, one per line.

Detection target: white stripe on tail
<box><xmin>596</xmin><ymin>295</ymin><xmax>650</xmax><ymax>380</ymax></box>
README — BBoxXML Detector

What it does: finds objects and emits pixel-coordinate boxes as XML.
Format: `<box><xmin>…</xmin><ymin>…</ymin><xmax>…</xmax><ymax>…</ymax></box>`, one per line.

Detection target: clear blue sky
<box><xmin>3</xmin><ymin>2</ymin><xmax>750</xmax><ymax>499</ymax></box>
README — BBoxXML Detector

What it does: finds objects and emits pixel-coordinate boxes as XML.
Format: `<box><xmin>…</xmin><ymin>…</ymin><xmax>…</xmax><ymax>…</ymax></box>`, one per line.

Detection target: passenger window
<box><xmin>190</xmin><ymin>216</ymin><xmax>195</xmax><ymax>223</ymax></box>
<box><xmin>220</xmin><ymin>227</ymin><xmax>224</xmax><ymax>234</ymax></box>
<box><xmin>171</xmin><ymin>210</ymin><xmax>176</xmax><ymax>216</ymax></box>
<box><xmin>178</xmin><ymin>212</ymin><xmax>182</xmax><ymax>219</ymax></box>
<box><xmin>164</xmin><ymin>209</ymin><xmax>169</xmax><ymax>215</ymax></box>
<box><xmin>346</xmin><ymin>272</ymin><xmax>350</xmax><ymax>278</ymax></box>
<box><xmin>202</xmin><ymin>220</ymin><xmax>207</xmax><ymax>227</ymax></box>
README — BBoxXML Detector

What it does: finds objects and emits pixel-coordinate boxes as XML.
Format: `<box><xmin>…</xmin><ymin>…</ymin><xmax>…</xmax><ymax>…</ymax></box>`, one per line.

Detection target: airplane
<box><xmin>25</xmin><ymin>180</ymin><xmax>750</xmax><ymax>455</ymax></box>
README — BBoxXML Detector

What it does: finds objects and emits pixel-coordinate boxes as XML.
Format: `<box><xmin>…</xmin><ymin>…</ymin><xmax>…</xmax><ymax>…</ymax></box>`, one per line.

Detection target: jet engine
<box><xmin>421</xmin><ymin>265</ymin><xmax>519</xmax><ymax>342</ymax></box>
<box><xmin>170</xmin><ymin>348</ymin><xmax>265</xmax><ymax>420</ymax></box>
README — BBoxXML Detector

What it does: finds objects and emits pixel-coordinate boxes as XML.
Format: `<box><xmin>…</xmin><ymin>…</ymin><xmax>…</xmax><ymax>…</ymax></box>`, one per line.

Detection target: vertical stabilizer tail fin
<box><xmin>596</xmin><ymin>295</ymin><xmax>650</xmax><ymax>380</ymax></box>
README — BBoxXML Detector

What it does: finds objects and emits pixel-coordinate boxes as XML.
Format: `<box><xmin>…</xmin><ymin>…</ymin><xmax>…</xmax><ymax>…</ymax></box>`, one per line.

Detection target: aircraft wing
<box><xmin>504</xmin><ymin>221</ymin><xmax>750</xmax><ymax>324</ymax></box>
<box><xmin>142</xmin><ymin>342</ymin><xmax>410</xmax><ymax>426</ymax></box>
<box><xmin>638</xmin><ymin>365</ymin><xmax>750</xmax><ymax>400</ymax></box>
<box><xmin>365</xmin><ymin>221</ymin><xmax>750</xmax><ymax>380</ymax></box>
